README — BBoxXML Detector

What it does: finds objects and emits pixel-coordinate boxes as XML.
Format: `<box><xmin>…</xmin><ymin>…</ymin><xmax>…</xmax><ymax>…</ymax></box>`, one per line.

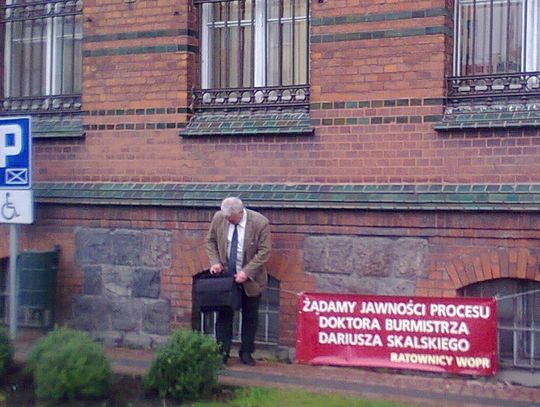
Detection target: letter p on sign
<box><xmin>0</xmin><ymin>124</ymin><xmax>22</xmax><ymax>168</ymax></box>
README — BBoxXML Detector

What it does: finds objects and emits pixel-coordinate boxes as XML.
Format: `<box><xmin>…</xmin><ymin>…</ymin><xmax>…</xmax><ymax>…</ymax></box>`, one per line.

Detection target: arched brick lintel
<box><xmin>444</xmin><ymin>248</ymin><xmax>540</xmax><ymax>290</ymax></box>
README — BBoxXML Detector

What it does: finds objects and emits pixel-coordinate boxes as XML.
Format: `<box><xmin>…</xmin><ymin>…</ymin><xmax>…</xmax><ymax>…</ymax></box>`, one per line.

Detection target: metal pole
<box><xmin>9</xmin><ymin>223</ymin><xmax>18</xmax><ymax>339</ymax></box>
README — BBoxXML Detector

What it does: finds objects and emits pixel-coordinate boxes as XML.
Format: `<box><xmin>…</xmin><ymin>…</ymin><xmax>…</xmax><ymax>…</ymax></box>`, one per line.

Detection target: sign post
<box><xmin>0</xmin><ymin>117</ymin><xmax>33</xmax><ymax>339</ymax></box>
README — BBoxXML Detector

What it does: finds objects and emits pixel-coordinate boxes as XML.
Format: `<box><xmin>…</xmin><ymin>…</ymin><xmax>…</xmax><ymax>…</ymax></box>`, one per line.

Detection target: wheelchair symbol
<box><xmin>1</xmin><ymin>192</ymin><xmax>20</xmax><ymax>220</ymax></box>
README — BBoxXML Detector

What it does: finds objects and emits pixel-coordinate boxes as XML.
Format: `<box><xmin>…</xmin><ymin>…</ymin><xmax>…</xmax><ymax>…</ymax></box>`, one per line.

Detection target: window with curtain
<box><xmin>455</xmin><ymin>0</ymin><xmax>539</xmax><ymax>75</ymax></box>
<box><xmin>199</xmin><ymin>0</ymin><xmax>309</xmax><ymax>91</ymax></box>
<box><xmin>1</xmin><ymin>0</ymin><xmax>83</xmax><ymax>112</ymax></box>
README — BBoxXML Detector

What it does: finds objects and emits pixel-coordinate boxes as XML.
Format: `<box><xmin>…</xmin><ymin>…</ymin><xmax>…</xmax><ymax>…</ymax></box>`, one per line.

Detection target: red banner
<box><xmin>296</xmin><ymin>292</ymin><xmax>497</xmax><ymax>376</ymax></box>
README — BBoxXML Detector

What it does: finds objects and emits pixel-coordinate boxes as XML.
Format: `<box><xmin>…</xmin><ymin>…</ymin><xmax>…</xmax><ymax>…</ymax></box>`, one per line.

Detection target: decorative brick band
<box><xmin>34</xmin><ymin>182</ymin><xmax>540</xmax><ymax>212</ymax></box>
<box><xmin>311</xmin><ymin>98</ymin><xmax>444</xmax><ymax>110</ymax></box>
<box><xmin>84</xmin><ymin>29</ymin><xmax>197</xmax><ymax>43</ymax></box>
<box><xmin>82</xmin><ymin>107</ymin><xmax>192</xmax><ymax>131</ymax></box>
<box><xmin>83</xmin><ymin>44</ymin><xmax>198</xmax><ymax>58</ymax></box>
<box><xmin>310</xmin><ymin>98</ymin><xmax>444</xmax><ymax>126</ymax></box>
<box><xmin>311</xmin><ymin>26</ymin><xmax>452</xmax><ymax>44</ymax></box>
<box><xmin>311</xmin><ymin>8</ymin><xmax>452</xmax><ymax>27</ymax></box>
<box><xmin>83</xmin><ymin>122</ymin><xmax>187</xmax><ymax>131</ymax></box>
<box><xmin>311</xmin><ymin>115</ymin><xmax>442</xmax><ymax>126</ymax></box>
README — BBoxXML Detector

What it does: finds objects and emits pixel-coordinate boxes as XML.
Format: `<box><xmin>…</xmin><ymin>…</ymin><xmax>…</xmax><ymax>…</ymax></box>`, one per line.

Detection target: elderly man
<box><xmin>205</xmin><ymin>197</ymin><xmax>271</xmax><ymax>366</ymax></box>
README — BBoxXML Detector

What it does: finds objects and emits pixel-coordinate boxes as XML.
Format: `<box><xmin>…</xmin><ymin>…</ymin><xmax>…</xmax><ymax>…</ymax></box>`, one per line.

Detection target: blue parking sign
<box><xmin>0</xmin><ymin>117</ymin><xmax>31</xmax><ymax>189</ymax></box>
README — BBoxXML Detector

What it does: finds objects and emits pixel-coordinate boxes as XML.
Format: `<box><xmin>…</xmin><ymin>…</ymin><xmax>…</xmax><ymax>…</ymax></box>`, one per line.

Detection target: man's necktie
<box><xmin>229</xmin><ymin>225</ymin><xmax>238</xmax><ymax>275</ymax></box>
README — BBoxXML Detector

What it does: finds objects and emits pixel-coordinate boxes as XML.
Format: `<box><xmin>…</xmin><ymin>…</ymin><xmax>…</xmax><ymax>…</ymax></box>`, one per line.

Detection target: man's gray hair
<box><xmin>220</xmin><ymin>197</ymin><xmax>244</xmax><ymax>216</ymax></box>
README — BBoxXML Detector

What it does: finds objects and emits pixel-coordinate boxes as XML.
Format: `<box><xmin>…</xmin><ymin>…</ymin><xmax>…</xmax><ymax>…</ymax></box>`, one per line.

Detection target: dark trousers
<box><xmin>215</xmin><ymin>290</ymin><xmax>261</xmax><ymax>356</ymax></box>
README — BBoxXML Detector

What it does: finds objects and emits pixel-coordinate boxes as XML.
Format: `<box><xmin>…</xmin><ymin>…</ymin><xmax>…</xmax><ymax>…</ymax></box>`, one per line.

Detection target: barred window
<box><xmin>455</xmin><ymin>0</ymin><xmax>539</xmax><ymax>75</ymax></box>
<box><xmin>193</xmin><ymin>0</ymin><xmax>310</xmax><ymax>110</ymax></box>
<box><xmin>1</xmin><ymin>0</ymin><xmax>83</xmax><ymax>113</ymax></box>
<box><xmin>200</xmin><ymin>0</ymin><xmax>308</xmax><ymax>88</ymax></box>
<box><xmin>199</xmin><ymin>275</ymin><xmax>280</xmax><ymax>346</ymax></box>
<box><xmin>461</xmin><ymin>279</ymin><xmax>540</xmax><ymax>370</ymax></box>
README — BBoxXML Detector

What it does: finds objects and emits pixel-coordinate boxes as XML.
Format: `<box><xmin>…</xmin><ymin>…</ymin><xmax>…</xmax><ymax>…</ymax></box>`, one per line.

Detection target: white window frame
<box><xmin>454</xmin><ymin>0</ymin><xmax>539</xmax><ymax>75</ymax></box>
<box><xmin>4</xmin><ymin>1</ymin><xmax>82</xmax><ymax>98</ymax></box>
<box><xmin>201</xmin><ymin>0</ymin><xmax>308</xmax><ymax>89</ymax></box>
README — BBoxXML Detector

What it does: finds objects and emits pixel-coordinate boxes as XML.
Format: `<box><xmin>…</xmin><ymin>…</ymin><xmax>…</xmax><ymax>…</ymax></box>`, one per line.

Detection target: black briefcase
<box><xmin>193</xmin><ymin>270</ymin><xmax>242</xmax><ymax>312</ymax></box>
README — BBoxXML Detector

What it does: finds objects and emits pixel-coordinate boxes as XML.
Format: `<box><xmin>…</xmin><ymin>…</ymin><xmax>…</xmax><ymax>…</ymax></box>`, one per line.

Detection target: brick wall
<box><xmin>2</xmin><ymin>205</ymin><xmax>538</xmax><ymax>347</ymax></box>
<box><xmin>3</xmin><ymin>0</ymin><xmax>540</xmax><ymax>349</ymax></box>
<box><xmin>24</xmin><ymin>0</ymin><xmax>538</xmax><ymax>185</ymax></box>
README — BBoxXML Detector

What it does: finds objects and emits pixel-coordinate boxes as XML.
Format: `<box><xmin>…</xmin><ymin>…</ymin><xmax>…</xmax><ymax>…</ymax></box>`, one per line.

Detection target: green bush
<box><xmin>0</xmin><ymin>327</ymin><xmax>13</xmax><ymax>377</ymax></box>
<box><xmin>25</xmin><ymin>327</ymin><xmax>112</xmax><ymax>402</ymax></box>
<box><xmin>144</xmin><ymin>329</ymin><xmax>222</xmax><ymax>402</ymax></box>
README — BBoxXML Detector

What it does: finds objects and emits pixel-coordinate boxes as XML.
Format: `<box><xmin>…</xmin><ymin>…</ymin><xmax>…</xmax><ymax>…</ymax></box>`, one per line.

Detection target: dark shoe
<box><xmin>222</xmin><ymin>354</ymin><xmax>229</xmax><ymax>365</ymax></box>
<box><xmin>239</xmin><ymin>352</ymin><xmax>256</xmax><ymax>366</ymax></box>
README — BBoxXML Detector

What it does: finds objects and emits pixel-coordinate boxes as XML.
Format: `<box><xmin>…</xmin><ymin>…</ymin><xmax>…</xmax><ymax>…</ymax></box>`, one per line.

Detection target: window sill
<box><xmin>434</xmin><ymin>100</ymin><xmax>540</xmax><ymax>131</ymax></box>
<box><xmin>180</xmin><ymin>108</ymin><xmax>313</xmax><ymax>137</ymax></box>
<box><xmin>25</xmin><ymin>113</ymin><xmax>84</xmax><ymax>139</ymax></box>
<box><xmin>438</xmin><ymin>71</ymin><xmax>540</xmax><ymax>131</ymax></box>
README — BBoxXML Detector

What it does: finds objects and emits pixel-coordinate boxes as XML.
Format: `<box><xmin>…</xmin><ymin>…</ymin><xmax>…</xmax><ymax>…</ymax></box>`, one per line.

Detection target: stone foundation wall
<box><xmin>71</xmin><ymin>227</ymin><xmax>172</xmax><ymax>348</ymax></box>
<box><xmin>304</xmin><ymin>236</ymin><xmax>428</xmax><ymax>295</ymax></box>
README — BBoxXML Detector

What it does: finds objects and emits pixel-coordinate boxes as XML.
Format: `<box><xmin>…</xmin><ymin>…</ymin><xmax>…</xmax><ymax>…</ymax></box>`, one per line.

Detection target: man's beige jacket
<box><xmin>205</xmin><ymin>209</ymin><xmax>271</xmax><ymax>297</ymax></box>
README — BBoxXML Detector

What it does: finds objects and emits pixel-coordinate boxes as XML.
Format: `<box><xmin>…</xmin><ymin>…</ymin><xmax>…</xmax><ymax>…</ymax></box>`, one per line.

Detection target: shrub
<box><xmin>144</xmin><ymin>329</ymin><xmax>222</xmax><ymax>402</ymax></box>
<box><xmin>0</xmin><ymin>327</ymin><xmax>13</xmax><ymax>377</ymax></box>
<box><xmin>25</xmin><ymin>327</ymin><xmax>112</xmax><ymax>402</ymax></box>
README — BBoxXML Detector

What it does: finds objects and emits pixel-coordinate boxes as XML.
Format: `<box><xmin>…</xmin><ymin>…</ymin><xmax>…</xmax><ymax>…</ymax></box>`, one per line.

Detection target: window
<box><xmin>198</xmin><ymin>275</ymin><xmax>280</xmax><ymax>346</ymax></box>
<box><xmin>441</xmin><ymin>0</ymin><xmax>540</xmax><ymax>124</ymax></box>
<box><xmin>194</xmin><ymin>0</ymin><xmax>309</xmax><ymax>109</ymax></box>
<box><xmin>455</xmin><ymin>0</ymin><xmax>539</xmax><ymax>75</ymax></box>
<box><xmin>1</xmin><ymin>0</ymin><xmax>83</xmax><ymax>113</ymax></box>
<box><xmin>461</xmin><ymin>278</ymin><xmax>540</xmax><ymax>370</ymax></box>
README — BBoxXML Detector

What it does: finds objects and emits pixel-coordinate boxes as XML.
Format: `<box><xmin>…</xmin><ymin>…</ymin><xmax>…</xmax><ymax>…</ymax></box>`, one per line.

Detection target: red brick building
<box><xmin>0</xmin><ymin>0</ymin><xmax>539</xmax><ymax>380</ymax></box>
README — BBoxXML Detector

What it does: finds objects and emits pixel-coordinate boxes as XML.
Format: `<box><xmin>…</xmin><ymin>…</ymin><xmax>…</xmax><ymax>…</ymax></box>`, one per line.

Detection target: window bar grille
<box><xmin>39</xmin><ymin>8</ymin><xmax>45</xmax><ymax>96</ymax></box>
<box><xmin>250</xmin><ymin>0</ymin><xmax>255</xmax><ymax>87</ymax></box>
<box><xmin>198</xmin><ymin>4</ymin><xmax>202</xmax><ymax>87</ymax></box>
<box><xmin>2</xmin><ymin>1</ymin><xmax>82</xmax><ymax>112</ymax></box>
<box><xmin>463</xmin><ymin>6</ymin><xmax>469</xmax><ymax>74</ymax></box>
<box><xmin>219</xmin><ymin>3</ymin><xmax>223</xmax><ymax>87</ymax></box>
<box><xmin>238</xmin><ymin>311</ymin><xmax>243</xmax><ymax>342</ymax></box>
<box><xmin>505</xmin><ymin>0</ymin><xmax>511</xmax><ymax>73</ymax></box>
<box><xmin>523</xmin><ymin>0</ymin><xmax>528</xmax><ymax>71</ymax></box>
<box><xmin>497</xmin><ymin>326</ymin><xmax>501</xmax><ymax>361</ymax></box>
<box><xmin>513</xmin><ymin>297</ymin><xmax>518</xmax><ymax>366</ymax></box>
<box><xmin>19</xmin><ymin>19</ymin><xmax>25</xmax><ymax>96</ymax></box>
<box><xmin>238</xmin><ymin>0</ymin><xmax>243</xmax><ymax>87</ymax></box>
<box><xmin>531</xmin><ymin>302</ymin><xmax>536</xmax><ymax>366</ymax></box>
<box><xmin>489</xmin><ymin>0</ymin><xmax>494</xmax><ymax>73</ymax></box>
<box><xmin>262</xmin><ymin>300</ymin><xmax>268</xmax><ymax>342</ymax></box>
<box><xmin>194</xmin><ymin>0</ymin><xmax>309</xmax><ymax>108</ymax></box>
<box><xmin>71</xmin><ymin>13</ymin><xmax>77</xmax><ymax>93</ymax></box>
<box><xmin>225</xmin><ymin>1</ymin><xmax>230</xmax><ymax>87</ymax></box>
<box><xmin>60</xmin><ymin>11</ymin><xmax>66</xmax><ymax>94</ymax></box>
<box><xmin>215</xmin><ymin>3</ymin><xmax>220</xmax><ymax>87</ymax></box>
<box><xmin>29</xmin><ymin>12</ymin><xmax>35</xmax><ymax>96</ymax></box>
<box><xmin>306</xmin><ymin>0</ymin><xmax>309</xmax><ymax>82</ymax></box>
<box><xmin>212</xmin><ymin>3</ymin><xmax>216</xmax><ymax>87</ymax></box>
<box><xmin>292</xmin><ymin>0</ymin><xmax>296</xmax><ymax>84</ymax></box>
<box><xmin>278</xmin><ymin>0</ymin><xmax>283</xmax><ymax>86</ymax></box>
<box><xmin>472</xmin><ymin>0</ymin><xmax>477</xmax><ymax>75</ymax></box>
<box><xmin>7</xmin><ymin>7</ymin><xmax>13</xmax><ymax>97</ymax></box>
<box><xmin>264</xmin><ymin>0</ymin><xmax>268</xmax><ymax>86</ymax></box>
<box><xmin>47</xmin><ymin>7</ymin><xmax>54</xmax><ymax>99</ymax></box>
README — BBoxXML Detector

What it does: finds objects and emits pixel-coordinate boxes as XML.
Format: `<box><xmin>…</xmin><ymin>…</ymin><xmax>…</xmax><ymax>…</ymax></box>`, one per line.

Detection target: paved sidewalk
<box><xmin>13</xmin><ymin>329</ymin><xmax>540</xmax><ymax>407</ymax></box>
